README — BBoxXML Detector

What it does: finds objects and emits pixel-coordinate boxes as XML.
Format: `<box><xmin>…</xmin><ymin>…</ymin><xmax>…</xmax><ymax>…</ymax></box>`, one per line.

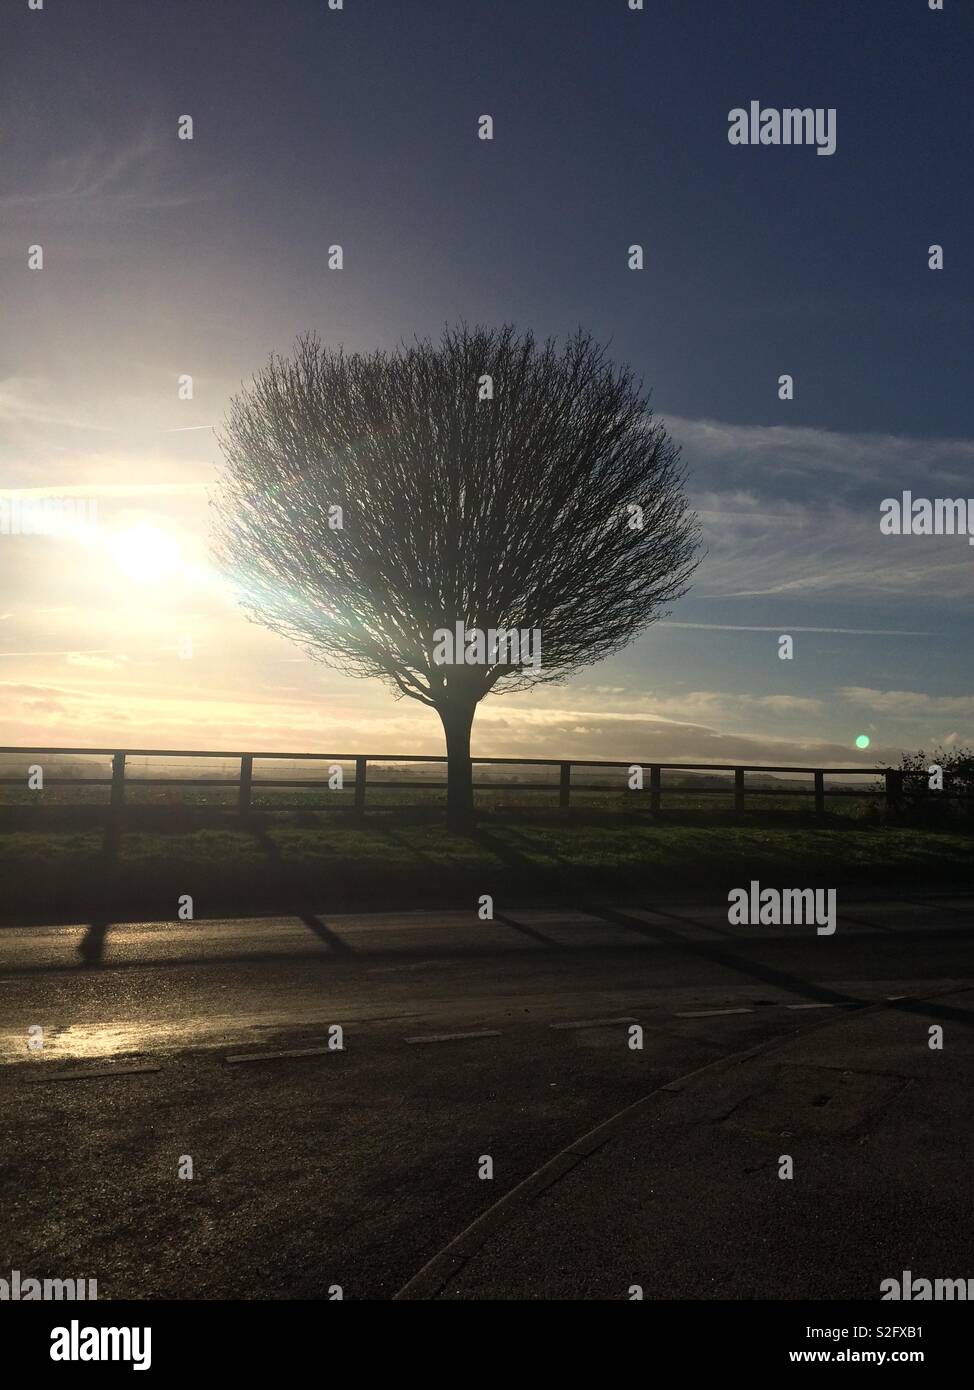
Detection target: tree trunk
<box><xmin>438</xmin><ymin>698</ymin><xmax>477</xmax><ymax>828</ymax></box>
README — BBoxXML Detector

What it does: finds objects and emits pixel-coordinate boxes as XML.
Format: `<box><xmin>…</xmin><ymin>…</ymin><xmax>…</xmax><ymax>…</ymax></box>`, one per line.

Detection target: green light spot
<box><xmin>855</xmin><ymin>734</ymin><xmax>870</xmax><ymax>749</ymax></box>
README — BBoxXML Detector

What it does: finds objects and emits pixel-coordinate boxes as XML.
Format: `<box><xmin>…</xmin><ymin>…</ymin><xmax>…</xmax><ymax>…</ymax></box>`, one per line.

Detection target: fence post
<box><xmin>354</xmin><ymin>756</ymin><xmax>367</xmax><ymax>816</ymax></box>
<box><xmin>734</xmin><ymin>767</ymin><xmax>745</xmax><ymax>815</ymax></box>
<box><xmin>650</xmin><ymin>765</ymin><xmax>661</xmax><ymax>814</ymax></box>
<box><xmin>885</xmin><ymin>769</ymin><xmax>903</xmax><ymax>816</ymax></box>
<box><xmin>559</xmin><ymin>762</ymin><xmax>571</xmax><ymax>809</ymax></box>
<box><xmin>239</xmin><ymin>755</ymin><xmax>253</xmax><ymax>814</ymax></box>
<box><xmin>814</xmin><ymin>770</ymin><xmax>825</xmax><ymax>817</ymax></box>
<box><xmin>111</xmin><ymin>751</ymin><xmax>126</xmax><ymax>811</ymax></box>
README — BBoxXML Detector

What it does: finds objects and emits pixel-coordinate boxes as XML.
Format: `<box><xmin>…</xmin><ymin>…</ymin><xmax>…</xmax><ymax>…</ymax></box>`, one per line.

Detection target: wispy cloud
<box><xmin>668</xmin><ymin>415</ymin><xmax>974</xmax><ymax>492</ymax></box>
<box><xmin>0</xmin><ymin>482</ymin><xmax>209</xmax><ymax>499</ymax></box>
<box><xmin>65</xmin><ymin>653</ymin><xmax>130</xmax><ymax>669</ymax></box>
<box><xmin>0</xmin><ymin>377</ymin><xmax>121</xmax><ymax>434</ymax></box>
<box><xmin>660</xmin><ymin>415</ymin><xmax>974</xmax><ymax>601</ymax></box>
<box><xmin>0</xmin><ymin>649</ymin><xmax>115</xmax><ymax>659</ymax></box>
<box><xmin>841</xmin><ymin>687</ymin><xmax>974</xmax><ymax>719</ymax></box>
<box><xmin>658</xmin><ymin>622</ymin><xmax>935</xmax><ymax>637</ymax></box>
<box><xmin>0</xmin><ymin>131</ymin><xmax>219</xmax><ymax>218</ymax></box>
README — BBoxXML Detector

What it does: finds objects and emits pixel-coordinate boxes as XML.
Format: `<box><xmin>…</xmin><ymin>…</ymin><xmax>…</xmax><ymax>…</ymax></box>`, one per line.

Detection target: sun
<box><xmin>108</xmin><ymin>523</ymin><xmax>183</xmax><ymax>583</ymax></box>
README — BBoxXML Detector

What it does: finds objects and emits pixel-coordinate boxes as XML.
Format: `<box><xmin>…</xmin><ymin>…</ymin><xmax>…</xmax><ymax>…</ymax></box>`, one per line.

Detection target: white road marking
<box><xmin>675</xmin><ymin>1007</ymin><xmax>753</xmax><ymax>1018</ymax></box>
<box><xmin>28</xmin><ymin>1062</ymin><xmax>162</xmax><ymax>1082</ymax></box>
<box><xmin>549</xmin><ymin>1017</ymin><xmax>637</xmax><ymax>1030</ymax></box>
<box><xmin>404</xmin><ymin>1030</ymin><xmax>501</xmax><ymax>1044</ymax></box>
<box><xmin>367</xmin><ymin>961</ymin><xmax>463</xmax><ymax>975</ymax></box>
<box><xmin>225</xmin><ymin>1045</ymin><xmax>336</xmax><ymax>1064</ymax></box>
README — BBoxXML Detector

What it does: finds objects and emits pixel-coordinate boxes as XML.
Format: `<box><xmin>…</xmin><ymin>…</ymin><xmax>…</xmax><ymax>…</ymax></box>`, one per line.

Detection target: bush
<box><xmin>887</xmin><ymin>746</ymin><xmax>974</xmax><ymax>824</ymax></box>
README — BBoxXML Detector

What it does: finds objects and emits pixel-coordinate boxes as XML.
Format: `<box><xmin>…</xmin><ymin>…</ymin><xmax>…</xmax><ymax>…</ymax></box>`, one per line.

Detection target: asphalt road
<box><xmin>2</xmin><ymin>893</ymin><xmax>972</xmax><ymax>1299</ymax></box>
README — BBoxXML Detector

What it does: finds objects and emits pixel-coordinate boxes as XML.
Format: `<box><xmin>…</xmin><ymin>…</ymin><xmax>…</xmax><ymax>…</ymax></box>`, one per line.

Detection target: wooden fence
<box><xmin>0</xmin><ymin>745</ymin><xmax>938</xmax><ymax>818</ymax></box>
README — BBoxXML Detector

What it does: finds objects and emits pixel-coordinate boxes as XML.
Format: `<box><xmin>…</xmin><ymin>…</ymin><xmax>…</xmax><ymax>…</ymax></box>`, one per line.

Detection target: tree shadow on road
<box><xmin>77</xmin><ymin>915</ymin><xmax>112</xmax><ymax>967</ymax></box>
<box><xmin>298</xmin><ymin>913</ymin><xmax>355</xmax><ymax>955</ymax></box>
<box><xmin>246</xmin><ymin>819</ymin><xmax>354</xmax><ymax>954</ymax></box>
<box><xmin>585</xmin><ymin>904</ymin><xmax>864</xmax><ymax>1007</ymax></box>
<box><xmin>76</xmin><ymin>811</ymin><xmax>123</xmax><ymax>966</ymax></box>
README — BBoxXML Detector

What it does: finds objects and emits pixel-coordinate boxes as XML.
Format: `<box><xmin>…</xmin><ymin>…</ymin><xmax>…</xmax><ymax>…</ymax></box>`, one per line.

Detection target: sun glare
<box><xmin>108</xmin><ymin>523</ymin><xmax>183</xmax><ymax>583</ymax></box>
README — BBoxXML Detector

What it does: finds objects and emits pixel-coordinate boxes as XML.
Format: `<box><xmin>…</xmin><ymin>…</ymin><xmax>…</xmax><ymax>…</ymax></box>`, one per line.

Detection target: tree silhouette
<box><xmin>212</xmin><ymin>324</ymin><xmax>700</xmax><ymax>823</ymax></box>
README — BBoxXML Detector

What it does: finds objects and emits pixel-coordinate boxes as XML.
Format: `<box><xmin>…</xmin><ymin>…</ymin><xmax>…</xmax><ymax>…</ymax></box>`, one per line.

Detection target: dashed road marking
<box><xmin>675</xmin><ymin>1007</ymin><xmax>753</xmax><ymax>1018</ymax></box>
<box><xmin>549</xmin><ymin>1017</ymin><xmax>637</xmax><ymax>1031</ymax></box>
<box><xmin>404</xmin><ymin>1029</ymin><xmax>501</xmax><ymax>1044</ymax></box>
<box><xmin>367</xmin><ymin>961</ymin><xmax>464</xmax><ymax>975</ymax></box>
<box><xmin>27</xmin><ymin>1062</ymin><xmax>162</xmax><ymax>1082</ymax></box>
<box><xmin>225</xmin><ymin>1045</ymin><xmax>335</xmax><ymax>1065</ymax></box>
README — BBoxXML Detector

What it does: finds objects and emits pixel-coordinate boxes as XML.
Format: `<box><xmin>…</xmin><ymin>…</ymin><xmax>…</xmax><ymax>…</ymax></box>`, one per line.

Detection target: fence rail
<box><xmin>0</xmin><ymin>745</ymin><xmax>957</xmax><ymax>819</ymax></box>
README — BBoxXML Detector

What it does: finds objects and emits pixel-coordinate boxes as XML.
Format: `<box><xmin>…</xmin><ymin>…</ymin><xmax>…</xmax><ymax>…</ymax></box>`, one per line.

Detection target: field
<box><xmin>1</xmin><ymin>788</ymin><xmax>971</xmax><ymax>925</ymax></box>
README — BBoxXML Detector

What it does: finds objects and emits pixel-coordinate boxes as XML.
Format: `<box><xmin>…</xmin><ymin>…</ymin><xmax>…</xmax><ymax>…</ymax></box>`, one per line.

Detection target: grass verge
<box><xmin>1</xmin><ymin>805</ymin><xmax>972</xmax><ymax>923</ymax></box>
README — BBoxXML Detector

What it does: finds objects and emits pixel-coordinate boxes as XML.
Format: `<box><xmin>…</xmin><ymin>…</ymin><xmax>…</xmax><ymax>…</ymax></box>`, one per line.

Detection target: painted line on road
<box><xmin>225</xmin><ymin>1045</ymin><xmax>336</xmax><ymax>1064</ymax></box>
<box><xmin>367</xmin><ymin>961</ymin><xmax>464</xmax><ymax>975</ymax></box>
<box><xmin>394</xmin><ymin>983</ymin><xmax>974</xmax><ymax>1301</ymax></box>
<box><xmin>393</xmin><ymin>1034</ymin><xmax>814</xmax><ymax>1300</ymax></box>
<box><xmin>785</xmin><ymin>1002</ymin><xmax>836</xmax><ymax>1011</ymax></box>
<box><xmin>675</xmin><ymin>1007</ymin><xmax>753</xmax><ymax>1018</ymax></box>
<box><xmin>404</xmin><ymin>1030</ymin><xmax>501</xmax><ymax>1044</ymax></box>
<box><xmin>549</xmin><ymin>1017</ymin><xmax>637</xmax><ymax>1031</ymax></box>
<box><xmin>27</xmin><ymin>1062</ymin><xmax>162</xmax><ymax>1082</ymax></box>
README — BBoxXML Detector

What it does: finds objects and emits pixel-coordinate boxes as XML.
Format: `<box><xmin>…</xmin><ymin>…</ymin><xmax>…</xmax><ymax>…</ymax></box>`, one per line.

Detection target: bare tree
<box><xmin>212</xmin><ymin>324</ymin><xmax>700</xmax><ymax>823</ymax></box>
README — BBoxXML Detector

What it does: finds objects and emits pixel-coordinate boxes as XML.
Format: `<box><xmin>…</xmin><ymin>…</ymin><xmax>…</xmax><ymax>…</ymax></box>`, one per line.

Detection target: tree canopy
<box><xmin>212</xmin><ymin>324</ymin><xmax>700</xmax><ymax>816</ymax></box>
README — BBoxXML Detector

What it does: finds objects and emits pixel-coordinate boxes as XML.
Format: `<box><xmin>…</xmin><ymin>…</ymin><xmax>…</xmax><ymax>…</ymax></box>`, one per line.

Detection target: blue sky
<box><xmin>1</xmin><ymin>0</ymin><xmax>972</xmax><ymax>766</ymax></box>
